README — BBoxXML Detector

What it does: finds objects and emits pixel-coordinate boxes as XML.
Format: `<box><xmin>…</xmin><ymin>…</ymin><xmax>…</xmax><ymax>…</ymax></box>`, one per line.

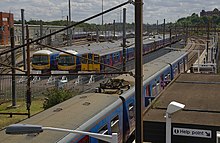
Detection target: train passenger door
<box><xmin>88</xmin><ymin>53</ymin><xmax>93</xmax><ymax>71</ymax></box>
<box><xmin>93</xmin><ymin>54</ymin><xmax>100</xmax><ymax>71</ymax></box>
<box><xmin>81</xmin><ymin>53</ymin><xmax>88</xmax><ymax>71</ymax></box>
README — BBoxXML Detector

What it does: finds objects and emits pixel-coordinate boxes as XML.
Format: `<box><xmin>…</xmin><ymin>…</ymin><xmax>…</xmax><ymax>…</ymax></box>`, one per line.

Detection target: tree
<box><xmin>43</xmin><ymin>88</ymin><xmax>73</xmax><ymax>109</ymax></box>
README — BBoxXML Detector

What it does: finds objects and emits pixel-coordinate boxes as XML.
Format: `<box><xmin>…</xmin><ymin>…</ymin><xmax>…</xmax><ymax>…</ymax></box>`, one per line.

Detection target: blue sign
<box><xmin>0</xmin><ymin>26</ymin><xmax>5</xmax><ymax>31</ymax></box>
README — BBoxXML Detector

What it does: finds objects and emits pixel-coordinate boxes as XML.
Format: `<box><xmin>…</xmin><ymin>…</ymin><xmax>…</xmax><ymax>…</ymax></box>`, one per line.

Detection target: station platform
<box><xmin>143</xmin><ymin>73</ymin><xmax>220</xmax><ymax>143</ymax></box>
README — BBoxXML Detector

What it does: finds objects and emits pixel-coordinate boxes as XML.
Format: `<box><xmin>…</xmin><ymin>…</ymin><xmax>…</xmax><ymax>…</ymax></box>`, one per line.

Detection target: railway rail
<box><xmin>187</xmin><ymin>38</ymin><xmax>206</xmax><ymax>69</ymax></box>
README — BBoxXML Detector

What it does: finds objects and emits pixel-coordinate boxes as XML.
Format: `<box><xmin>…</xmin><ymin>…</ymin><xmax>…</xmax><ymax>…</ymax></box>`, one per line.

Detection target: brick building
<box><xmin>0</xmin><ymin>12</ymin><xmax>14</xmax><ymax>45</ymax></box>
<box><xmin>200</xmin><ymin>8</ymin><xmax>220</xmax><ymax>17</ymax></box>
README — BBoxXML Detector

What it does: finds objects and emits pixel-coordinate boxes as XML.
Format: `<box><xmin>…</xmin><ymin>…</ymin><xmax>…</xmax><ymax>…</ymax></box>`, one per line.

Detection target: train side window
<box><xmin>111</xmin><ymin>115</ymin><xmax>120</xmax><ymax>134</ymax></box>
<box><xmin>98</xmin><ymin>124</ymin><xmax>108</xmax><ymax>143</ymax></box>
<box><xmin>129</xmin><ymin>103</ymin><xmax>134</xmax><ymax>120</ymax></box>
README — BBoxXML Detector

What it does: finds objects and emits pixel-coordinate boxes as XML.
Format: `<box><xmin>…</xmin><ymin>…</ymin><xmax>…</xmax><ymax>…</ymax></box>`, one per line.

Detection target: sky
<box><xmin>1</xmin><ymin>0</ymin><xmax>220</xmax><ymax>24</ymax></box>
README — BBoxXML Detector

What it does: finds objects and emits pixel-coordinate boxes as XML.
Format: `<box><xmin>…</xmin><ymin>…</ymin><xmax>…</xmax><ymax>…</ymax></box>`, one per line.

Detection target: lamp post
<box><xmin>5</xmin><ymin>124</ymin><xmax>118</xmax><ymax>143</ymax></box>
<box><xmin>165</xmin><ymin>101</ymin><xmax>185</xmax><ymax>143</ymax></box>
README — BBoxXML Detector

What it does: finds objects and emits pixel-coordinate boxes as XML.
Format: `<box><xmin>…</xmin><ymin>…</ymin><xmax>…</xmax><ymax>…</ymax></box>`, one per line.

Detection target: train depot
<box><xmin>143</xmin><ymin>73</ymin><xmax>220</xmax><ymax>143</ymax></box>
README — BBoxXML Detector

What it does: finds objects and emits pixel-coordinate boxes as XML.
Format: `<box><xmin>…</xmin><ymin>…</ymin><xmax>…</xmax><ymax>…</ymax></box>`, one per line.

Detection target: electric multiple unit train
<box><xmin>2</xmin><ymin>50</ymin><xmax>188</xmax><ymax>143</ymax></box>
<box><xmin>31</xmin><ymin>35</ymin><xmax>182</xmax><ymax>73</ymax></box>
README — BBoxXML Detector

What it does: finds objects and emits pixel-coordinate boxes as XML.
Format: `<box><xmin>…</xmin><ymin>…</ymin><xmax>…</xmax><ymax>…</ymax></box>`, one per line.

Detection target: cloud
<box><xmin>0</xmin><ymin>0</ymin><xmax>220</xmax><ymax>24</ymax></box>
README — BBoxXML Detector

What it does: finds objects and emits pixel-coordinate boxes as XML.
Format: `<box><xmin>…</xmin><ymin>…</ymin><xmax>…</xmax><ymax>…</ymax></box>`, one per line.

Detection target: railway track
<box><xmin>186</xmin><ymin>38</ymin><xmax>206</xmax><ymax>69</ymax></box>
<box><xmin>0</xmin><ymin>49</ymin><xmax>22</xmax><ymax>74</ymax></box>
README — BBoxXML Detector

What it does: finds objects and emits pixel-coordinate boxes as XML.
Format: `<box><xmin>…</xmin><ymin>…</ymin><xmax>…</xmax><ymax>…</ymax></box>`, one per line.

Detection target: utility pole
<box><xmin>169</xmin><ymin>27</ymin><xmax>172</xmax><ymax>47</ymax></box>
<box><xmin>26</xmin><ymin>25</ymin><xmax>31</xmax><ymax>118</ymax></box>
<box><xmin>135</xmin><ymin>0</ymin><xmax>143</xmax><ymax>142</ymax></box>
<box><xmin>40</xmin><ymin>20</ymin><xmax>43</xmax><ymax>50</ymax></box>
<box><xmin>68</xmin><ymin>0</ymin><xmax>72</xmax><ymax>46</ymax></box>
<box><xmin>102</xmin><ymin>0</ymin><xmax>104</xmax><ymax>35</ymax></box>
<box><xmin>66</xmin><ymin>16</ymin><xmax>69</xmax><ymax>45</ymax></box>
<box><xmin>163</xmin><ymin>19</ymin><xmax>165</xmax><ymax>46</ymax></box>
<box><xmin>21</xmin><ymin>9</ymin><xmax>26</xmax><ymax>70</ymax></box>
<box><xmin>10</xmin><ymin>27</ymin><xmax>16</xmax><ymax>107</ymax></box>
<box><xmin>157</xmin><ymin>20</ymin><xmax>158</xmax><ymax>35</ymax></box>
<box><xmin>122</xmin><ymin>8</ymin><xmax>126</xmax><ymax>71</ymax></box>
<box><xmin>207</xmin><ymin>21</ymin><xmax>210</xmax><ymax>63</ymax></box>
<box><xmin>113</xmin><ymin>20</ymin><xmax>115</xmax><ymax>40</ymax></box>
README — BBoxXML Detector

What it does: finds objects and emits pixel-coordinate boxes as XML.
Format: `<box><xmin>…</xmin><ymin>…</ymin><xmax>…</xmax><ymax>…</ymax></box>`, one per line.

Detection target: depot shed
<box><xmin>143</xmin><ymin>73</ymin><xmax>220</xmax><ymax>143</ymax></box>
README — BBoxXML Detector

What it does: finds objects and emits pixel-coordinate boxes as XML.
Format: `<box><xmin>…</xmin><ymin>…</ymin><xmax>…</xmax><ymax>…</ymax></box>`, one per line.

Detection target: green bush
<box><xmin>43</xmin><ymin>88</ymin><xmax>73</xmax><ymax>110</ymax></box>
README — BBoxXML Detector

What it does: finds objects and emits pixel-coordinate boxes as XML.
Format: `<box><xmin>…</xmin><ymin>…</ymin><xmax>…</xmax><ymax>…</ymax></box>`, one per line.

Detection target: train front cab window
<box><xmin>59</xmin><ymin>55</ymin><xmax>75</xmax><ymax>65</ymax></box>
<box><xmin>32</xmin><ymin>55</ymin><xmax>49</xmax><ymax>65</ymax></box>
<box><xmin>98</xmin><ymin>124</ymin><xmax>108</xmax><ymax>143</ymax></box>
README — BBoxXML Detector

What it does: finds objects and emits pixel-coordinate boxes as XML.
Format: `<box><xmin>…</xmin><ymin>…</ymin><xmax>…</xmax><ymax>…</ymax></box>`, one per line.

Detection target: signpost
<box><xmin>173</xmin><ymin>127</ymin><xmax>212</xmax><ymax>138</ymax></box>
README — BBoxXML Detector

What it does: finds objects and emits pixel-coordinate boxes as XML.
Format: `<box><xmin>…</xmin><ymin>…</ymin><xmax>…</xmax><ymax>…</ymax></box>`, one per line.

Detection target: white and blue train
<box><xmin>2</xmin><ymin>50</ymin><xmax>188</xmax><ymax>143</ymax></box>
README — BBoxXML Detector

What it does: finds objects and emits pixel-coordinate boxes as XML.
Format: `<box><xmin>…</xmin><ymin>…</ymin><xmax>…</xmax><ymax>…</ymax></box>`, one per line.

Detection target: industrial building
<box><xmin>0</xmin><ymin>12</ymin><xmax>14</xmax><ymax>45</ymax></box>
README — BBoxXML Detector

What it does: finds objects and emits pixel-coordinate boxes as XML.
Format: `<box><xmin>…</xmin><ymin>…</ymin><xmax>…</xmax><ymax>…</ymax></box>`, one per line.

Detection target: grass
<box><xmin>0</xmin><ymin>98</ymin><xmax>44</xmax><ymax>129</ymax></box>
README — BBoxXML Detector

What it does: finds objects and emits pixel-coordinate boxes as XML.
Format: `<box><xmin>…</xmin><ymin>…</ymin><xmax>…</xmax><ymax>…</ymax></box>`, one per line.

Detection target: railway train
<box><xmin>31</xmin><ymin>34</ymin><xmax>183</xmax><ymax>73</ymax></box>
<box><xmin>57</xmin><ymin>50</ymin><xmax>81</xmax><ymax>72</ymax></box>
<box><xmin>2</xmin><ymin>50</ymin><xmax>188</xmax><ymax>143</ymax></box>
<box><xmin>31</xmin><ymin>50</ymin><xmax>59</xmax><ymax>72</ymax></box>
<box><xmin>80</xmin><ymin>35</ymin><xmax>181</xmax><ymax>72</ymax></box>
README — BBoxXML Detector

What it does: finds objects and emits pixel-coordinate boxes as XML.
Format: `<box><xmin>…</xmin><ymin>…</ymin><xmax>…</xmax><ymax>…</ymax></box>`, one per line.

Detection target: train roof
<box><xmin>116</xmin><ymin>50</ymin><xmax>188</xmax><ymax>86</ymax></box>
<box><xmin>33</xmin><ymin>50</ymin><xmax>52</xmax><ymax>55</ymax></box>
<box><xmin>59</xmin><ymin>50</ymin><xmax>79</xmax><ymax>55</ymax></box>
<box><xmin>89</xmin><ymin>35</ymin><xmax>169</xmax><ymax>56</ymax></box>
<box><xmin>59</xmin><ymin>34</ymin><xmax>171</xmax><ymax>56</ymax></box>
<box><xmin>0</xmin><ymin>93</ymin><xmax>119</xmax><ymax>143</ymax></box>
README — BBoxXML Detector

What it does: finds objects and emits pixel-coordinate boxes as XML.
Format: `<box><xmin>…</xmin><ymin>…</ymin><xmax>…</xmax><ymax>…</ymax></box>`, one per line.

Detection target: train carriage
<box><xmin>57</xmin><ymin>50</ymin><xmax>81</xmax><ymax>72</ymax></box>
<box><xmin>32</xmin><ymin>50</ymin><xmax>59</xmax><ymax>72</ymax></box>
<box><xmin>80</xmin><ymin>34</ymin><xmax>182</xmax><ymax>72</ymax></box>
